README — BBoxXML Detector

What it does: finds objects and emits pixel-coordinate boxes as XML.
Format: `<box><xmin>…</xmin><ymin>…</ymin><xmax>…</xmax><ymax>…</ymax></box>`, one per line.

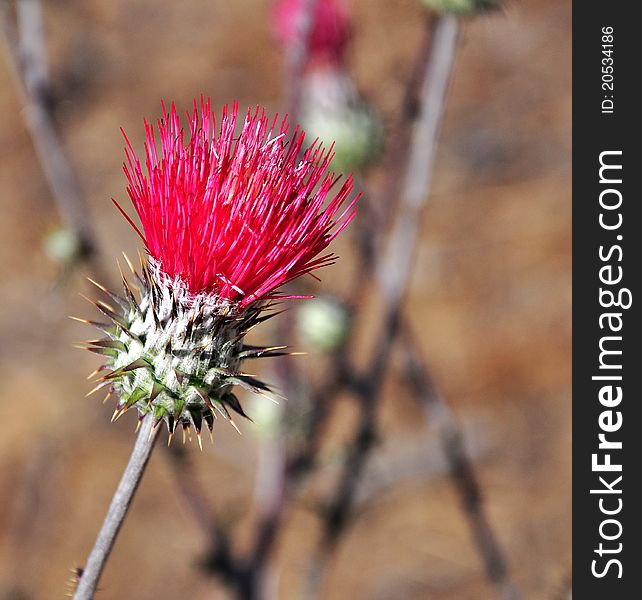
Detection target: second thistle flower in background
<box><xmin>272</xmin><ymin>0</ymin><xmax>384</xmax><ymax>173</ymax></box>
<box><xmin>83</xmin><ymin>98</ymin><xmax>357</xmax><ymax>443</ymax></box>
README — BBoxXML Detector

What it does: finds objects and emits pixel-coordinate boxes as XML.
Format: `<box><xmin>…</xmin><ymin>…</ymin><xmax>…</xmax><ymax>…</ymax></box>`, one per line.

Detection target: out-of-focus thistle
<box><xmin>80</xmin><ymin>98</ymin><xmax>357</xmax><ymax>443</ymax></box>
<box><xmin>272</xmin><ymin>0</ymin><xmax>351</xmax><ymax>71</ymax></box>
<box><xmin>272</xmin><ymin>0</ymin><xmax>384</xmax><ymax>173</ymax></box>
<box><xmin>419</xmin><ymin>0</ymin><xmax>499</xmax><ymax>15</ymax></box>
<box><xmin>296</xmin><ymin>295</ymin><xmax>349</xmax><ymax>352</ymax></box>
<box><xmin>299</xmin><ymin>67</ymin><xmax>383</xmax><ymax>173</ymax></box>
<box><xmin>43</xmin><ymin>226</ymin><xmax>83</xmax><ymax>266</ymax></box>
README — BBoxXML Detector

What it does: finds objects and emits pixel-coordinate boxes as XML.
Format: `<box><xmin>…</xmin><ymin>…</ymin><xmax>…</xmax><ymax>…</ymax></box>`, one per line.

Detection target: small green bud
<box><xmin>302</xmin><ymin>103</ymin><xmax>383</xmax><ymax>173</ymax></box>
<box><xmin>300</xmin><ymin>69</ymin><xmax>384</xmax><ymax>173</ymax></box>
<box><xmin>247</xmin><ymin>394</ymin><xmax>282</xmax><ymax>440</ymax></box>
<box><xmin>296</xmin><ymin>296</ymin><xmax>349</xmax><ymax>352</ymax></box>
<box><xmin>43</xmin><ymin>227</ymin><xmax>82</xmax><ymax>265</ymax></box>
<box><xmin>420</xmin><ymin>0</ymin><xmax>499</xmax><ymax>15</ymax></box>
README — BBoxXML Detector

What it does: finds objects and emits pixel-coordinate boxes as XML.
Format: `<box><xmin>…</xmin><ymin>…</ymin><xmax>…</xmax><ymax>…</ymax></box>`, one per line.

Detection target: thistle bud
<box><xmin>247</xmin><ymin>393</ymin><xmax>283</xmax><ymax>440</ymax></box>
<box><xmin>43</xmin><ymin>226</ymin><xmax>83</xmax><ymax>266</ymax></box>
<box><xmin>419</xmin><ymin>0</ymin><xmax>499</xmax><ymax>15</ymax></box>
<box><xmin>300</xmin><ymin>68</ymin><xmax>384</xmax><ymax>173</ymax></box>
<box><xmin>296</xmin><ymin>296</ymin><xmax>349</xmax><ymax>352</ymax></box>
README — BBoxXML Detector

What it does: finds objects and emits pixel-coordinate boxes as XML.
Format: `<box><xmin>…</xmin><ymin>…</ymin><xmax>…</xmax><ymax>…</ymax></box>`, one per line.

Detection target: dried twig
<box><xmin>166</xmin><ymin>445</ymin><xmax>240</xmax><ymax>585</ymax></box>
<box><xmin>306</xmin><ymin>14</ymin><xmax>520</xmax><ymax>599</ymax></box>
<box><xmin>73</xmin><ymin>414</ymin><xmax>160</xmax><ymax>600</ymax></box>
<box><xmin>401</xmin><ymin>324</ymin><xmax>521</xmax><ymax>600</ymax></box>
<box><xmin>16</xmin><ymin>0</ymin><xmax>49</xmax><ymax>99</ymax></box>
<box><xmin>363</xmin><ymin>12</ymin><xmax>437</xmax><ymax>249</ymax></box>
<box><xmin>0</xmin><ymin>1</ymin><xmax>106</xmax><ymax>281</ymax></box>
<box><xmin>304</xmin><ymin>14</ymin><xmax>461</xmax><ymax>596</ymax></box>
<box><xmin>229</xmin><ymin>2</ymin><xmax>323</xmax><ymax>596</ymax></box>
<box><xmin>2</xmin><ymin>6</ymin><xmax>241</xmax><ymax>589</ymax></box>
<box><xmin>282</xmin><ymin>10</ymin><xmax>442</xmax><ymax>490</ymax></box>
<box><xmin>283</xmin><ymin>0</ymin><xmax>319</xmax><ymax>126</ymax></box>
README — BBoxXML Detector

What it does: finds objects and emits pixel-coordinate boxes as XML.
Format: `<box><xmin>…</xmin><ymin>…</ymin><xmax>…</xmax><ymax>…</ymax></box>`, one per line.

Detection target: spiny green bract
<box><xmin>81</xmin><ymin>258</ymin><xmax>287</xmax><ymax>443</ymax></box>
<box><xmin>420</xmin><ymin>0</ymin><xmax>499</xmax><ymax>15</ymax></box>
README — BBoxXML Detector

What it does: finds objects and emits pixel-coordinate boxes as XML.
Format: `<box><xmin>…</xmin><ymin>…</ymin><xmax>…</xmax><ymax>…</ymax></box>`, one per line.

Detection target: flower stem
<box><xmin>73</xmin><ymin>414</ymin><xmax>160</xmax><ymax>600</ymax></box>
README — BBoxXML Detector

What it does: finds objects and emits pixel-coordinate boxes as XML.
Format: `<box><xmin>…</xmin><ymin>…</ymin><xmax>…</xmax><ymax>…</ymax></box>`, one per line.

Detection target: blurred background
<box><xmin>0</xmin><ymin>0</ymin><xmax>570</xmax><ymax>598</ymax></box>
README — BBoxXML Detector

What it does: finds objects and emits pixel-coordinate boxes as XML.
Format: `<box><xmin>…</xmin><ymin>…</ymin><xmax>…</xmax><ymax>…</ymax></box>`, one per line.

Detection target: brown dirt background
<box><xmin>0</xmin><ymin>0</ymin><xmax>570</xmax><ymax>598</ymax></box>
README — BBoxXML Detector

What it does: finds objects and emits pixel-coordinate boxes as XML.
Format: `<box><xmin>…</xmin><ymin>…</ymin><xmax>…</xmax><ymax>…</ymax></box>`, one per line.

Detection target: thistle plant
<box><xmin>73</xmin><ymin>98</ymin><xmax>356</xmax><ymax>599</ymax></box>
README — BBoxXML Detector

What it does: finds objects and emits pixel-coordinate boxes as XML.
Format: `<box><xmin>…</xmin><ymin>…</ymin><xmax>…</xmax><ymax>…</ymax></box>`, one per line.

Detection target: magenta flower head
<box><xmin>272</xmin><ymin>0</ymin><xmax>351</xmax><ymax>69</ymax></box>
<box><xmin>84</xmin><ymin>98</ymin><xmax>356</xmax><ymax>443</ymax></box>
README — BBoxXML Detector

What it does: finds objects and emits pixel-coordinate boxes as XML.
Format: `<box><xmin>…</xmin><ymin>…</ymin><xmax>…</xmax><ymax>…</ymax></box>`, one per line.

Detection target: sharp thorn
<box><xmin>123</xmin><ymin>251</ymin><xmax>136</xmax><ymax>275</ymax></box>
<box><xmin>86</xmin><ymin>381</ymin><xmax>109</xmax><ymax>397</ymax></box>
<box><xmin>95</xmin><ymin>299</ymin><xmax>116</xmax><ymax>313</ymax></box>
<box><xmin>86</xmin><ymin>277</ymin><xmax>109</xmax><ymax>294</ymax></box>
<box><xmin>116</xmin><ymin>258</ymin><xmax>125</xmax><ymax>280</ymax></box>
<box><xmin>69</xmin><ymin>316</ymin><xmax>91</xmax><ymax>325</ymax></box>
<box><xmin>78</xmin><ymin>293</ymin><xmax>95</xmax><ymax>306</ymax></box>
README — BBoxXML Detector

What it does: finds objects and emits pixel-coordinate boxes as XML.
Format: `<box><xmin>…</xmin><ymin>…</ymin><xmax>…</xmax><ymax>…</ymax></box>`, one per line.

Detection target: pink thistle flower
<box><xmin>272</xmin><ymin>0</ymin><xmax>351</xmax><ymax>69</ymax></box>
<box><xmin>82</xmin><ymin>98</ymin><xmax>357</xmax><ymax>439</ymax></box>
<box><xmin>118</xmin><ymin>98</ymin><xmax>356</xmax><ymax>308</ymax></box>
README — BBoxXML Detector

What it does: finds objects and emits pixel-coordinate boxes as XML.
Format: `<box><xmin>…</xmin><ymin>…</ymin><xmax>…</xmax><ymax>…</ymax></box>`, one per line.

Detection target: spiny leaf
<box><xmin>211</xmin><ymin>400</ymin><xmax>232</xmax><ymax>422</ymax></box>
<box><xmin>222</xmin><ymin>392</ymin><xmax>251</xmax><ymax>420</ymax></box>
<box><xmin>87</xmin><ymin>278</ymin><xmax>129</xmax><ymax>310</ymax></box>
<box><xmin>86</xmin><ymin>339</ymin><xmax>128</xmax><ymax>352</ymax></box>
<box><xmin>124</xmin><ymin>388</ymin><xmax>147</xmax><ymax>410</ymax></box>
<box><xmin>93</xmin><ymin>300</ymin><xmax>129</xmax><ymax>329</ymax></box>
<box><xmin>194</xmin><ymin>387</ymin><xmax>214</xmax><ymax>409</ymax></box>
<box><xmin>120</xmin><ymin>272</ymin><xmax>143</xmax><ymax>314</ymax></box>
<box><xmin>83</xmin><ymin>345</ymin><xmax>118</xmax><ymax>358</ymax></box>
<box><xmin>166</xmin><ymin>415</ymin><xmax>176</xmax><ymax>435</ymax></box>
<box><xmin>148</xmin><ymin>381</ymin><xmax>165</xmax><ymax>403</ymax></box>
<box><xmin>237</xmin><ymin>344</ymin><xmax>289</xmax><ymax>359</ymax></box>
<box><xmin>69</xmin><ymin>316</ymin><xmax>114</xmax><ymax>335</ymax></box>
<box><xmin>104</xmin><ymin>357</ymin><xmax>151</xmax><ymax>380</ymax></box>
<box><xmin>189</xmin><ymin>408</ymin><xmax>203</xmax><ymax>433</ymax></box>
<box><xmin>204</xmin><ymin>411</ymin><xmax>215</xmax><ymax>432</ymax></box>
<box><xmin>228</xmin><ymin>374</ymin><xmax>273</xmax><ymax>394</ymax></box>
<box><xmin>152</xmin><ymin>403</ymin><xmax>166</xmax><ymax>424</ymax></box>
